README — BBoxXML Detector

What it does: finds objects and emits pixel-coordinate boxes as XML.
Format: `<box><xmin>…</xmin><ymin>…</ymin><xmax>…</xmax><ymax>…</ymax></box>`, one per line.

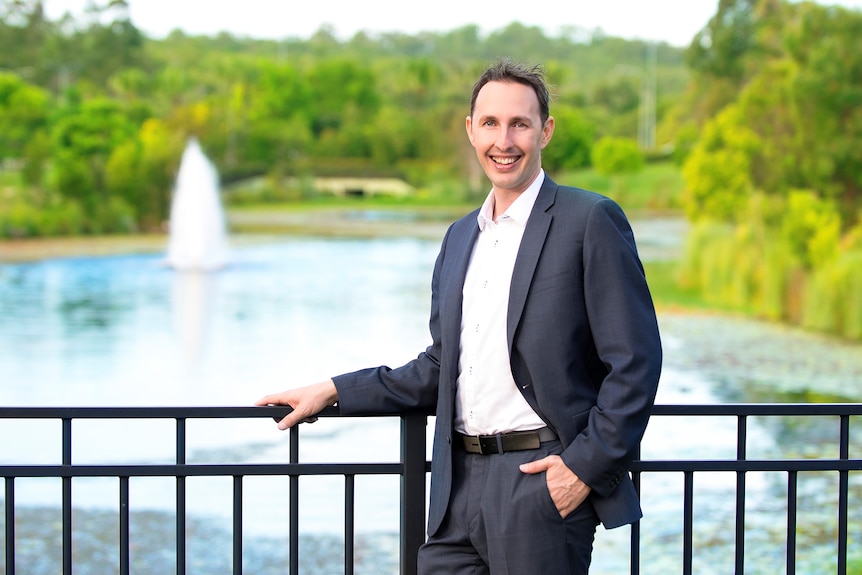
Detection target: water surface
<box><xmin>1</xmin><ymin>235</ymin><xmax>860</xmax><ymax>574</ymax></box>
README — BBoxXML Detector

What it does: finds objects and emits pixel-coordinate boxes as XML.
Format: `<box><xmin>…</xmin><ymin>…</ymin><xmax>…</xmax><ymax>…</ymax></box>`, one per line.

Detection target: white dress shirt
<box><xmin>454</xmin><ymin>170</ymin><xmax>548</xmax><ymax>436</ymax></box>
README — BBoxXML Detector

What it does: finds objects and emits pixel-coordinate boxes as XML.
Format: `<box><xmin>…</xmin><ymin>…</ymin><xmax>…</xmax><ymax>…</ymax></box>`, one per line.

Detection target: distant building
<box><xmin>311</xmin><ymin>177</ymin><xmax>413</xmax><ymax>198</ymax></box>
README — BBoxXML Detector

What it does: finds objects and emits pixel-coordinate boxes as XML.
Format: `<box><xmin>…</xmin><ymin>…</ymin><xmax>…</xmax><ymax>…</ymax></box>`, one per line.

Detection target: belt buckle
<box><xmin>477</xmin><ymin>435</ymin><xmax>500</xmax><ymax>455</ymax></box>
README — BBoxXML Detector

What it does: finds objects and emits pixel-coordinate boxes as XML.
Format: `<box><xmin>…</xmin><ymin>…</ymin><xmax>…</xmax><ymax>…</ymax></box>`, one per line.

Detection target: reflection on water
<box><xmin>1</xmin><ymin>237</ymin><xmax>861</xmax><ymax>574</ymax></box>
<box><xmin>171</xmin><ymin>270</ymin><xmax>218</xmax><ymax>362</ymax></box>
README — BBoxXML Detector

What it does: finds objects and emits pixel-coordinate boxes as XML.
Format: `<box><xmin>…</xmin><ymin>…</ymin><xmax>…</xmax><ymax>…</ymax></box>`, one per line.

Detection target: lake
<box><xmin>1</xmin><ymin>233</ymin><xmax>860</xmax><ymax>574</ymax></box>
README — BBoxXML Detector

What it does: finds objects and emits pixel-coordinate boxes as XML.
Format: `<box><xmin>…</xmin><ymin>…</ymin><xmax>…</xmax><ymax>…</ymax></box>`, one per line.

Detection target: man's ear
<box><xmin>465</xmin><ymin>115</ymin><xmax>475</xmax><ymax>146</ymax></box>
<box><xmin>541</xmin><ymin>116</ymin><xmax>555</xmax><ymax>149</ymax></box>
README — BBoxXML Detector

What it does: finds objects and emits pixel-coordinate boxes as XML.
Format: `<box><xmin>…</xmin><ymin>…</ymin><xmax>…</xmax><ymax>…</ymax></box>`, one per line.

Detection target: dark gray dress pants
<box><xmin>418</xmin><ymin>439</ymin><xmax>599</xmax><ymax>575</ymax></box>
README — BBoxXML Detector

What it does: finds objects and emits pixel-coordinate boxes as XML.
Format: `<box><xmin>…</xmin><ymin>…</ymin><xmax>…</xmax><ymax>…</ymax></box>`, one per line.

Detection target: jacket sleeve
<box><xmin>330</xmin><ymin>225</ymin><xmax>453</xmax><ymax>415</ymax></box>
<box><xmin>561</xmin><ymin>198</ymin><xmax>662</xmax><ymax>498</ymax></box>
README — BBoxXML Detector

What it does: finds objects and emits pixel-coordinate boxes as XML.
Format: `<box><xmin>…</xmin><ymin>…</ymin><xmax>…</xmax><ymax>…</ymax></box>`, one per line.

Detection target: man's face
<box><xmin>466</xmin><ymin>80</ymin><xmax>554</xmax><ymax>196</ymax></box>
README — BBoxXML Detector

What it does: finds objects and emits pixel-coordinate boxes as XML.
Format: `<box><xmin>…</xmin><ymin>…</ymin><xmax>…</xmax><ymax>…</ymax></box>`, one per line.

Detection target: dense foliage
<box><xmin>2</xmin><ymin>0</ymin><xmax>862</xmax><ymax>339</ymax></box>
<box><xmin>0</xmin><ymin>0</ymin><xmax>686</xmax><ymax>234</ymax></box>
<box><xmin>677</xmin><ymin>0</ymin><xmax>862</xmax><ymax>339</ymax></box>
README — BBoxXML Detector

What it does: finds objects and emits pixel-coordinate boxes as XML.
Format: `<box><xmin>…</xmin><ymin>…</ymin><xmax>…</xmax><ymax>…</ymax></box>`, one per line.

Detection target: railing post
<box><xmin>120</xmin><ymin>476</ymin><xmax>130</xmax><ymax>575</ymax></box>
<box><xmin>233</xmin><ymin>476</ymin><xmax>243</xmax><ymax>575</ymax></box>
<box><xmin>5</xmin><ymin>477</ymin><xmax>15</xmax><ymax>575</ymax></box>
<box><xmin>345</xmin><ymin>475</ymin><xmax>356</xmax><ymax>575</ymax></box>
<box><xmin>787</xmin><ymin>470</ymin><xmax>798</xmax><ymax>575</ymax></box>
<box><xmin>837</xmin><ymin>414</ymin><xmax>850</xmax><ymax>575</ymax></box>
<box><xmin>62</xmin><ymin>417</ymin><xmax>72</xmax><ymax>575</ymax></box>
<box><xmin>289</xmin><ymin>425</ymin><xmax>300</xmax><ymax>575</ymax></box>
<box><xmin>175</xmin><ymin>417</ymin><xmax>187</xmax><ymax>575</ymax></box>
<box><xmin>400</xmin><ymin>412</ymin><xmax>427</xmax><ymax>575</ymax></box>
<box><xmin>735</xmin><ymin>415</ymin><xmax>747</xmax><ymax>575</ymax></box>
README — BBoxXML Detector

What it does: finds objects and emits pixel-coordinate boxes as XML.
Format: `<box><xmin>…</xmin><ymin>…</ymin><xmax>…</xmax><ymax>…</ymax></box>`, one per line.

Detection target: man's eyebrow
<box><xmin>476</xmin><ymin>114</ymin><xmax>532</xmax><ymax>124</ymax></box>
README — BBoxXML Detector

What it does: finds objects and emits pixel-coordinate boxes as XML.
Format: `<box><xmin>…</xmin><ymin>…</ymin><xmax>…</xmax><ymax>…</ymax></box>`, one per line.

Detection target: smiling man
<box><xmin>258</xmin><ymin>59</ymin><xmax>662</xmax><ymax>574</ymax></box>
<box><xmin>465</xmin><ymin>77</ymin><xmax>554</xmax><ymax>215</ymax></box>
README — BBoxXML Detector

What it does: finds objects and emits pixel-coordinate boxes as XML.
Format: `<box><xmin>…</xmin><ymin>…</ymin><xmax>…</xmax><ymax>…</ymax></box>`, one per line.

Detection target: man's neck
<box><xmin>491</xmin><ymin>191</ymin><xmax>520</xmax><ymax>221</ymax></box>
<box><xmin>491</xmin><ymin>169</ymin><xmax>543</xmax><ymax>221</ymax></box>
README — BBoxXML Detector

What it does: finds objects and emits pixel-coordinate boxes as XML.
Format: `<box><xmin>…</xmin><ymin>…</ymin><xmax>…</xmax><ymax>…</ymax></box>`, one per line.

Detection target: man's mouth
<box><xmin>491</xmin><ymin>156</ymin><xmax>519</xmax><ymax>165</ymax></box>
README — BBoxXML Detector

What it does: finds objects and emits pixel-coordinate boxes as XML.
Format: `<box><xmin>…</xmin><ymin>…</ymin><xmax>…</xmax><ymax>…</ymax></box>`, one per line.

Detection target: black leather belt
<box><xmin>457</xmin><ymin>427</ymin><xmax>558</xmax><ymax>455</ymax></box>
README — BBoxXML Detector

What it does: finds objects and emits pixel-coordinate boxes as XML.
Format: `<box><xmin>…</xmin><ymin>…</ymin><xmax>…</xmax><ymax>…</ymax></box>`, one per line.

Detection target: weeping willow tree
<box><xmin>677</xmin><ymin>0</ymin><xmax>862</xmax><ymax>339</ymax></box>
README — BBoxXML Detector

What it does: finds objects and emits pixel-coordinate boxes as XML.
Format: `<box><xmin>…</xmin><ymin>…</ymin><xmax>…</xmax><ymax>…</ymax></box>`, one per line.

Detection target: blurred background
<box><xmin>1</xmin><ymin>1</ymin><xmax>861</xmax><ymax>573</ymax></box>
<box><xmin>2</xmin><ymin>0</ymin><xmax>861</xmax><ymax>339</ymax></box>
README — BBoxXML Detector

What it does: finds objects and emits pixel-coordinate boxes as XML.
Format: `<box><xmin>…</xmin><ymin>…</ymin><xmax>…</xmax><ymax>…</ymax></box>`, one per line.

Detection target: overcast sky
<box><xmin>40</xmin><ymin>0</ymin><xmax>862</xmax><ymax>47</ymax></box>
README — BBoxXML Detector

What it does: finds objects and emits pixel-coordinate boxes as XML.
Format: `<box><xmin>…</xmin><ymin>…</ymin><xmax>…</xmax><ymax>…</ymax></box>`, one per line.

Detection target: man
<box><xmin>256</xmin><ymin>59</ymin><xmax>662</xmax><ymax>574</ymax></box>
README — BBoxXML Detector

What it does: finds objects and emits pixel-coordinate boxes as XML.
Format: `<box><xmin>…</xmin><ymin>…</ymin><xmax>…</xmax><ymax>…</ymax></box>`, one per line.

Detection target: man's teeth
<box><xmin>494</xmin><ymin>157</ymin><xmax>516</xmax><ymax>165</ymax></box>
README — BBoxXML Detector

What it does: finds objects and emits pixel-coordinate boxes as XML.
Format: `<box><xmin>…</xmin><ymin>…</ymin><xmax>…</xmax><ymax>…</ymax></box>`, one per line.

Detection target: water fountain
<box><xmin>165</xmin><ymin>138</ymin><xmax>229</xmax><ymax>270</ymax></box>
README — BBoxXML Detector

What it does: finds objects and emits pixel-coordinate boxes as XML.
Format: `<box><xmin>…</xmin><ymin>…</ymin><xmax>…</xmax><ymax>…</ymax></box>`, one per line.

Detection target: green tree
<box><xmin>592</xmin><ymin>76</ymin><xmax>640</xmax><ymax>115</ymax></box>
<box><xmin>784</xmin><ymin>2</ymin><xmax>862</xmax><ymax>217</ymax></box>
<box><xmin>687</xmin><ymin>0</ymin><xmax>760</xmax><ymax>81</ymax></box>
<box><xmin>366</xmin><ymin>105</ymin><xmax>420</xmax><ymax>166</ymax></box>
<box><xmin>681</xmin><ymin>106</ymin><xmax>761</xmax><ymax>222</ymax></box>
<box><xmin>0</xmin><ymin>0</ymin><xmax>49</xmax><ymax>81</ymax></box>
<box><xmin>307</xmin><ymin>59</ymin><xmax>380</xmax><ymax>140</ymax></box>
<box><xmin>780</xmin><ymin>190</ymin><xmax>841</xmax><ymax>269</ymax></box>
<box><xmin>682</xmin><ymin>1</ymin><xmax>862</xmax><ymax>225</ymax></box>
<box><xmin>542</xmin><ymin>106</ymin><xmax>594</xmax><ymax>172</ymax></box>
<box><xmin>679</xmin><ymin>0</ymin><xmax>785</xmax><ymax>126</ymax></box>
<box><xmin>592</xmin><ymin>136</ymin><xmax>644</xmax><ymax>176</ymax></box>
<box><xmin>0</xmin><ymin>72</ymin><xmax>50</xmax><ymax>161</ymax></box>
<box><xmin>52</xmin><ymin>98</ymin><xmax>138</xmax><ymax>228</ymax></box>
<box><xmin>241</xmin><ymin>62</ymin><xmax>313</xmax><ymax>173</ymax></box>
<box><xmin>105</xmin><ymin>118</ymin><xmax>183</xmax><ymax>230</ymax></box>
<box><xmin>591</xmin><ymin>136</ymin><xmax>644</xmax><ymax>201</ymax></box>
<box><xmin>73</xmin><ymin>1</ymin><xmax>148</xmax><ymax>89</ymax></box>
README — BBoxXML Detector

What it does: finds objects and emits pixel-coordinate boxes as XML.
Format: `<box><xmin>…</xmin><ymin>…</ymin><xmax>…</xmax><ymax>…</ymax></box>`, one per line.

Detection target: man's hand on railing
<box><xmin>255</xmin><ymin>379</ymin><xmax>339</xmax><ymax>429</ymax></box>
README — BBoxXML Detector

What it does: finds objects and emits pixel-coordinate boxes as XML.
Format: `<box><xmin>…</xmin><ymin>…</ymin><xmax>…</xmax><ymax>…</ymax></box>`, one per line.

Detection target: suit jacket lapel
<box><xmin>442</xmin><ymin>217</ymin><xmax>480</xmax><ymax>387</ymax></box>
<box><xmin>507</xmin><ymin>178</ymin><xmax>557</xmax><ymax>351</ymax></box>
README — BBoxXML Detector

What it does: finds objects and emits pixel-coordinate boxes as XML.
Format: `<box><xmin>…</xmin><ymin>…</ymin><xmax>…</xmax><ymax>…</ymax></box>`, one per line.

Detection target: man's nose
<box><xmin>495</xmin><ymin>126</ymin><xmax>514</xmax><ymax>150</ymax></box>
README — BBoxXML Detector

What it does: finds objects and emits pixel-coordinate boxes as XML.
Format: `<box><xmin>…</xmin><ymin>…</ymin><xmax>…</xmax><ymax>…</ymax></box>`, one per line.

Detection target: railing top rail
<box><xmin>632</xmin><ymin>458</ymin><xmax>862</xmax><ymax>472</ymax></box>
<box><xmin>0</xmin><ymin>462</ymin><xmax>407</xmax><ymax>478</ymax></box>
<box><xmin>649</xmin><ymin>403</ymin><xmax>862</xmax><ymax>416</ymax></box>
<box><xmin>0</xmin><ymin>403</ymin><xmax>859</xmax><ymax>419</ymax></box>
<box><xmin>0</xmin><ymin>405</ymin><xmax>338</xmax><ymax>419</ymax></box>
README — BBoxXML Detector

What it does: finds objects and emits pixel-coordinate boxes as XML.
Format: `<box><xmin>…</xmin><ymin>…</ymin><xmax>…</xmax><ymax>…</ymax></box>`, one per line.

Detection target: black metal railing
<box><xmin>1</xmin><ymin>404</ymin><xmax>860</xmax><ymax>575</ymax></box>
<box><xmin>0</xmin><ymin>406</ymin><xmax>428</xmax><ymax>575</ymax></box>
<box><xmin>631</xmin><ymin>403</ymin><xmax>861</xmax><ymax>575</ymax></box>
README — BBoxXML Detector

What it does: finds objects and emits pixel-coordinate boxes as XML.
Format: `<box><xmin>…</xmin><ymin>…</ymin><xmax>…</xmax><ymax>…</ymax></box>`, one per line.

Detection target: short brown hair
<box><xmin>469</xmin><ymin>59</ymin><xmax>551</xmax><ymax>124</ymax></box>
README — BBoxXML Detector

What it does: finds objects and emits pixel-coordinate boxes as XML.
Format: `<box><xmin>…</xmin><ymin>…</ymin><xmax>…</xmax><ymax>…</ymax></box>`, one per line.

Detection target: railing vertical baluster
<box><xmin>233</xmin><ymin>476</ymin><xmax>243</xmax><ymax>575</ymax></box>
<box><xmin>401</xmin><ymin>412</ymin><xmax>426</xmax><ymax>575</ymax></box>
<box><xmin>62</xmin><ymin>417</ymin><xmax>72</xmax><ymax>575</ymax></box>
<box><xmin>5</xmin><ymin>477</ymin><xmax>15</xmax><ymax>575</ymax></box>
<box><xmin>787</xmin><ymin>470</ymin><xmax>797</xmax><ymax>575</ymax></box>
<box><xmin>837</xmin><ymin>414</ymin><xmax>849</xmax><ymax>575</ymax></box>
<box><xmin>176</xmin><ymin>418</ymin><xmax>186</xmax><ymax>575</ymax></box>
<box><xmin>290</xmin><ymin>425</ymin><xmax>300</xmax><ymax>575</ymax></box>
<box><xmin>345</xmin><ymin>474</ymin><xmax>355</xmax><ymax>575</ymax></box>
<box><xmin>682</xmin><ymin>471</ymin><xmax>693</xmax><ymax>575</ymax></box>
<box><xmin>735</xmin><ymin>415</ymin><xmax>747</xmax><ymax>575</ymax></box>
<box><xmin>119</xmin><ymin>476</ymin><xmax>130</xmax><ymax>575</ymax></box>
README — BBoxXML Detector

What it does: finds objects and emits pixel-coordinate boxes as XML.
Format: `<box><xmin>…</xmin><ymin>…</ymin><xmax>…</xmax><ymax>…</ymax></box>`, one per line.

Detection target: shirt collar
<box><xmin>476</xmin><ymin>170</ymin><xmax>545</xmax><ymax>231</ymax></box>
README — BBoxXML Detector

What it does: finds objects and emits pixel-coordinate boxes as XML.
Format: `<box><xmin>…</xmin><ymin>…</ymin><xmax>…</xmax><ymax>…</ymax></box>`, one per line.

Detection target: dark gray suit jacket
<box><xmin>334</xmin><ymin>176</ymin><xmax>662</xmax><ymax>535</ymax></box>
